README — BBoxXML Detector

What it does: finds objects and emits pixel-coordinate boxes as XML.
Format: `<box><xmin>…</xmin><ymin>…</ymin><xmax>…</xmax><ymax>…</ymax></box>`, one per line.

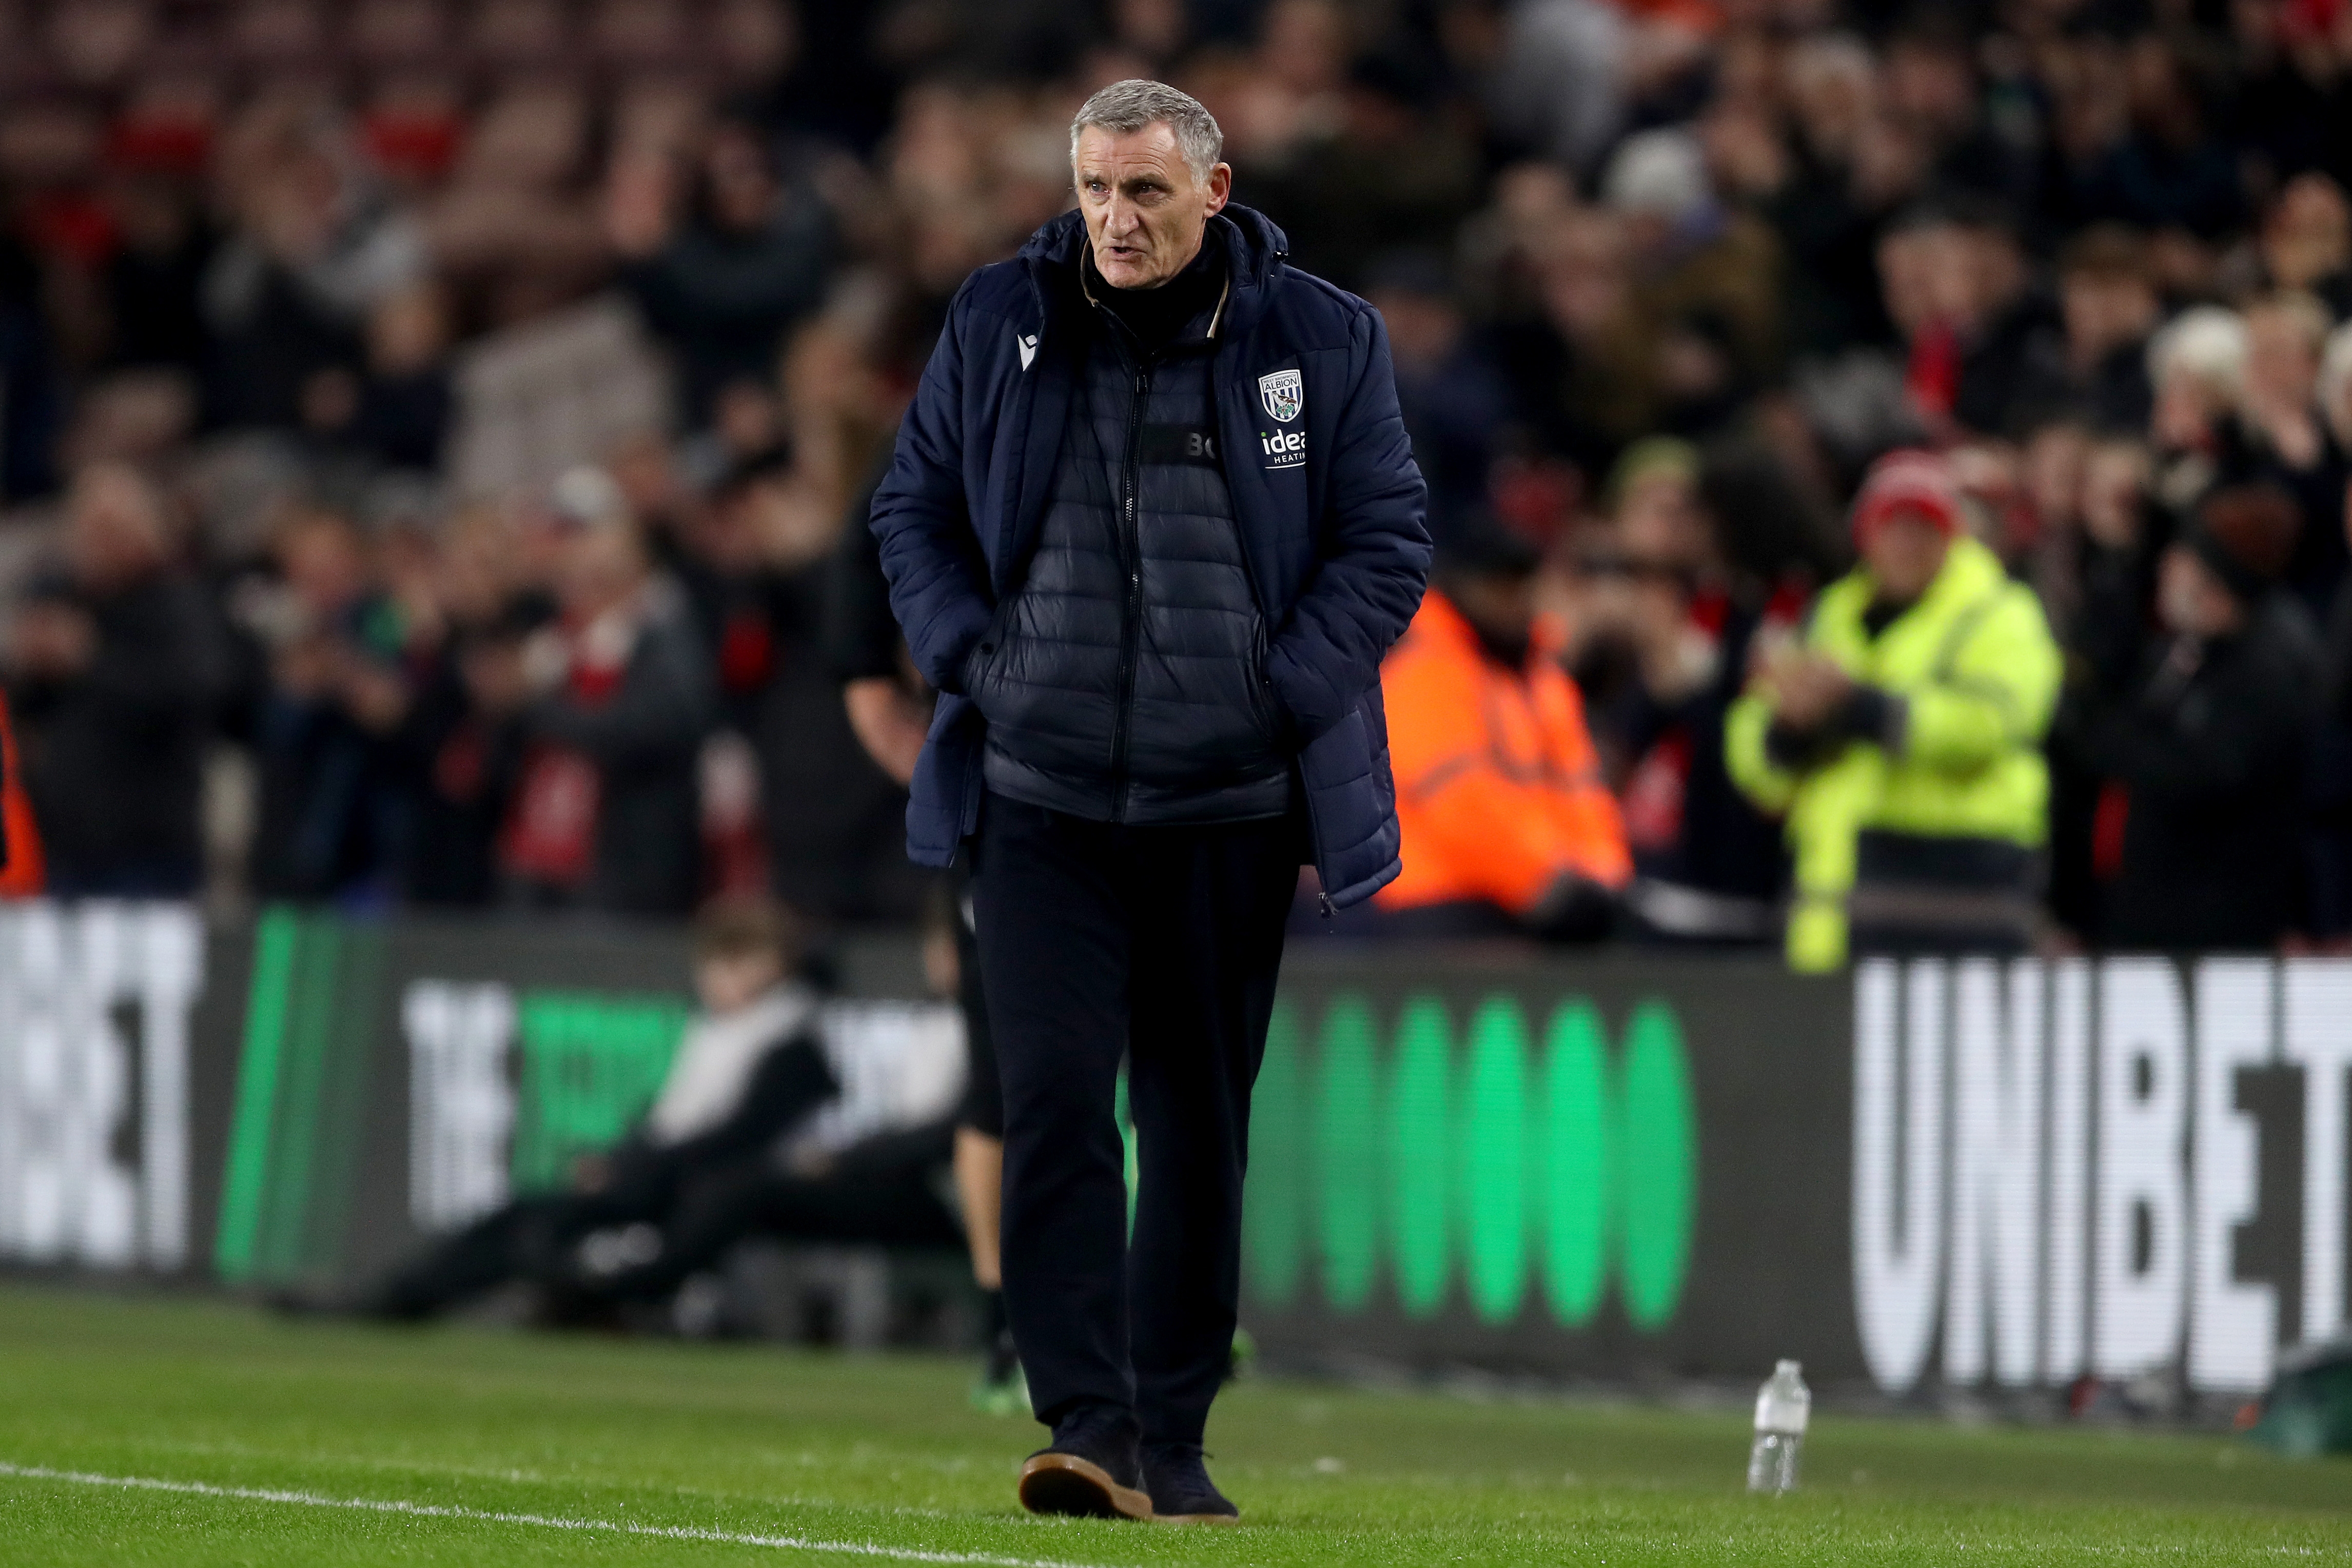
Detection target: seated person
<box><xmin>565</xmin><ymin>1006</ymin><xmax>972</xmax><ymax>1313</ymax></box>
<box><xmin>1357</xmin><ymin>518</ymin><xmax>1632</xmax><ymax>940</ymax></box>
<box><xmin>566</xmin><ymin>1115</ymin><xmax>967</xmax><ymax>1314</ymax></box>
<box><xmin>332</xmin><ymin>900</ymin><xmax>835</xmax><ymax>1320</ymax></box>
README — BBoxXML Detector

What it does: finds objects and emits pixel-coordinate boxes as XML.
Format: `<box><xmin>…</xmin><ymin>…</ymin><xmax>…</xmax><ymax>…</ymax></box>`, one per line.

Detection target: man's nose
<box><xmin>1103</xmin><ymin>197</ymin><xmax>1141</xmax><ymax>237</ymax></box>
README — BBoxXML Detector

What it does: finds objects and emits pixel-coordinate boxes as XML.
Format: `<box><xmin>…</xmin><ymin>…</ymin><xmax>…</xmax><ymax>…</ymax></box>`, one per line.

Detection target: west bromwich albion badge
<box><xmin>1258</xmin><ymin>368</ymin><xmax>1302</xmax><ymax>423</ymax></box>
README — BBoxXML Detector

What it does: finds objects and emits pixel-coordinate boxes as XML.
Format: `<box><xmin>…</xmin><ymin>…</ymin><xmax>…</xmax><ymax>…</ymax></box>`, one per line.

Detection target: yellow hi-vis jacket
<box><xmin>1725</xmin><ymin>536</ymin><xmax>2062</xmax><ymax>971</ymax></box>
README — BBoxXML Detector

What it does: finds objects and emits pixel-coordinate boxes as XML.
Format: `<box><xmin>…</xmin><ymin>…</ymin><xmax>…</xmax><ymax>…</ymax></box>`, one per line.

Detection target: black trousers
<box><xmin>373</xmin><ymin>1142</ymin><xmax>696</xmax><ymax>1318</ymax></box>
<box><xmin>972</xmin><ymin>792</ymin><xmax>1299</xmax><ymax>1446</ymax></box>
<box><xmin>592</xmin><ymin>1152</ymin><xmax>966</xmax><ymax>1304</ymax></box>
<box><xmin>373</xmin><ymin>1187</ymin><xmax>651</xmax><ymax>1319</ymax></box>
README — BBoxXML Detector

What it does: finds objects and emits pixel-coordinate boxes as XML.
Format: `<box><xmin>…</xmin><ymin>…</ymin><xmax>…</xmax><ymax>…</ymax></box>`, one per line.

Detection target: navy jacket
<box><xmin>870</xmin><ymin>205</ymin><xmax>1429</xmax><ymax>906</ymax></box>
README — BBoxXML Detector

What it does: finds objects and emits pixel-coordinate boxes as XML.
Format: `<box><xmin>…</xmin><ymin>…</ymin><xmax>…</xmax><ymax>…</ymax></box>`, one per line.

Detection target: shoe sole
<box><xmin>1017</xmin><ymin>1454</ymin><xmax>1155</xmax><ymax>1520</ymax></box>
<box><xmin>1151</xmin><ymin>1511</ymin><xmax>1242</xmax><ymax>1526</ymax></box>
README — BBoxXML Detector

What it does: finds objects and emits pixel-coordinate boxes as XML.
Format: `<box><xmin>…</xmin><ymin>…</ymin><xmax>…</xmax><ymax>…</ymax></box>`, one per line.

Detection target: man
<box><xmin>870</xmin><ymin>80</ymin><xmax>1427</xmax><ymax>1522</ymax></box>
<box><xmin>8</xmin><ymin>462</ymin><xmax>223</xmax><ymax>896</ymax></box>
<box><xmin>489</xmin><ymin>471</ymin><xmax>714</xmax><ymax>916</ymax></box>
<box><xmin>2088</xmin><ymin>484</ymin><xmax>2317</xmax><ymax>949</ymax></box>
<box><xmin>827</xmin><ymin>498</ymin><xmax>1025</xmax><ymax>1415</ymax></box>
<box><xmin>329</xmin><ymin>901</ymin><xmax>834</xmax><ymax>1321</ymax></box>
<box><xmin>1371</xmin><ymin>519</ymin><xmax>1630</xmax><ymax>938</ymax></box>
<box><xmin>1726</xmin><ymin>449</ymin><xmax>2061</xmax><ymax>970</ymax></box>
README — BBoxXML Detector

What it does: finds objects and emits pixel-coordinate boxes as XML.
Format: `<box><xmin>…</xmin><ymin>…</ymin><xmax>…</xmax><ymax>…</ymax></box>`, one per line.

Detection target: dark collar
<box><xmin>1080</xmin><ymin>228</ymin><xmax>1231</xmax><ymax>352</ymax></box>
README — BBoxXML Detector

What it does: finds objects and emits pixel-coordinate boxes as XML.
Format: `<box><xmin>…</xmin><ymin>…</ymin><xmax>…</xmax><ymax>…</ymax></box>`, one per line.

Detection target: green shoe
<box><xmin>971</xmin><ymin>1328</ymin><xmax>1030</xmax><ymax>1417</ymax></box>
<box><xmin>1226</xmin><ymin>1326</ymin><xmax>1258</xmax><ymax>1383</ymax></box>
<box><xmin>971</xmin><ymin>1362</ymin><xmax>1030</xmax><ymax>1417</ymax></box>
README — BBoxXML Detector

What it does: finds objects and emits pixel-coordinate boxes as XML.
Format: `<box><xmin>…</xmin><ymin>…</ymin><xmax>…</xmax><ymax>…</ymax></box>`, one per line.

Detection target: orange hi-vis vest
<box><xmin>1375</xmin><ymin>589</ymin><xmax>1631</xmax><ymax>917</ymax></box>
<box><xmin>0</xmin><ymin>691</ymin><xmax>45</xmax><ymax>898</ymax></box>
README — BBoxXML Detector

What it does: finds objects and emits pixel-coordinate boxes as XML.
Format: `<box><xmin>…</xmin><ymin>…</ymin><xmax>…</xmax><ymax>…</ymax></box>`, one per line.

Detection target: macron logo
<box><xmin>1017</xmin><ymin>334</ymin><xmax>1038</xmax><ymax>371</ymax></box>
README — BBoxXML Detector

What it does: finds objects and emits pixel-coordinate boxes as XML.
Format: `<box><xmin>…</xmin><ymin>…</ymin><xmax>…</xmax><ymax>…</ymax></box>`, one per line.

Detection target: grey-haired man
<box><xmin>871</xmin><ymin>80</ymin><xmax>1429</xmax><ymax>1522</ymax></box>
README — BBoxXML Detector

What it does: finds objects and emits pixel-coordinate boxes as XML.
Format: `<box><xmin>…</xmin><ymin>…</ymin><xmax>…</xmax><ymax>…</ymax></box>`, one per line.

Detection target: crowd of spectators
<box><xmin>6</xmin><ymin>0</ymin><xmax>2352</xmax><ymax>952</ymax></box>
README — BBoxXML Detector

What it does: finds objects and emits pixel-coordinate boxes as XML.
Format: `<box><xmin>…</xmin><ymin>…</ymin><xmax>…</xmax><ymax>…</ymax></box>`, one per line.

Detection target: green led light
<box><xmin>1313</xmin><ymin>992</ymin><xmax>1381</xmax><ymax>1312</ymax></box>
<box><xmin>511</xmin><ymin>992</ymin><xmax>691</xmax><ymax>1192</ymax></box>
<box><xmin>1539</xmin><ymin>1001</ymin><xmax>1612</xmax><ymax>1328</ymax></box>
<box><xmin>1461</xmin><ymin>995</ymin><xmax>1531</xmax><ymax>1325</ymax></box>
<box><xmin>1618</xmin><ymin>999</ymin><xmax>1697</xmax><ymax>1331</ymax></box>
<box><xmin>1246</xmin><ymin>987</ymin><xmax>1696</xmax><ymax>1335</ymax></box>
<box><xmin>1389</xmin><ymin>994</ymin><xmax>1453</xmax><ymax>1319</ymax></box>
<box><xmin>1243</xmin><ymin>1000</ymin><xmax>1306</xmax><ymax>1307</ymax></box>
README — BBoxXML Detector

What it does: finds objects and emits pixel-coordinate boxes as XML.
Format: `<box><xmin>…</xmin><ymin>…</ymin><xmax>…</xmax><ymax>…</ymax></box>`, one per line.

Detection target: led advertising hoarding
<box><xmin>0</xmin><ymin>903</ymin><xmax>2341</xmax><ymax>1397</ymax></box>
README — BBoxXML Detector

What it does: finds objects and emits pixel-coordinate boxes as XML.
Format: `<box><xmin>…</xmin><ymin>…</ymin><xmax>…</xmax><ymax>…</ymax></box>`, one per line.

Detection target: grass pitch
<box><xmin>1</xmin><ymin>1284</ymin><xmax>2344</xmax><ymax>1566</ymax></box>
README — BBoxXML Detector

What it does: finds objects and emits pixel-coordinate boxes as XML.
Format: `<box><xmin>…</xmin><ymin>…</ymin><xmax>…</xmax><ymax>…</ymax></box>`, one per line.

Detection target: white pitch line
<box><xmin>0</xmin><ymin>1460</ymin><xmax>1126</xmax><ymax>1568</ymax></box>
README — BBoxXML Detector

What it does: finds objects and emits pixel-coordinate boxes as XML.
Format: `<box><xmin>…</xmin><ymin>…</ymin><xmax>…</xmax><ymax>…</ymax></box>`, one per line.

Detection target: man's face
<box><xmin>695</xmin><ymin>949</ymin><xmax>782</xmax><ymax>1015</ymax></box>
<box><xmin>1446</xmin><ymin>570</ymin><xmax>1537</xmax><ymax>658</ymax></box>
<box><xmin>2158</xmin><ymin>543</ymin><xmax>2245</xmax><ymax>639</ymax></box>
<box><xmin>1860</xmin><ymin>509</ymin><xmax>1951</xmax><ymax>602</ymax></box>
<box><xmin>1073</xmin><ymin>122</ymin><xmax>1230</xmax><ymax>290</ymax></box>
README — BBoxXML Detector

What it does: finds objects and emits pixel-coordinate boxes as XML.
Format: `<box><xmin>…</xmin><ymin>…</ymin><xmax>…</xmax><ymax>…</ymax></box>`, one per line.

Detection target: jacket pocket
<box><xmin>1246</xmin><ymin>619</ymin><xmax>1288</xmax><ymax>751</ymax></box>
<box><xmin>962</xmin><ymin>597</ymin><xmax>1016</xmax><ymax>703</ymax></box>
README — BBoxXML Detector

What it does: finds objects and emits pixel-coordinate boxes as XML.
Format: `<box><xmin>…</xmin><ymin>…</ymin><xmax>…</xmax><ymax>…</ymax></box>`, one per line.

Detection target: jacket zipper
<box><xmin>1109</xmin><ymin>361</ymin><xmax>1150</xmax><ymax>819</ymax></box>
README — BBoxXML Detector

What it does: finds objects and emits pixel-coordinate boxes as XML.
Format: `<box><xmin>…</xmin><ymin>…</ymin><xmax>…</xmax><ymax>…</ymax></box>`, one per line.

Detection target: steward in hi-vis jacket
<box><xmin>1727</xmin><ymin>450</ymin><xmax>2061</xmax><ymax>971</ymax></box>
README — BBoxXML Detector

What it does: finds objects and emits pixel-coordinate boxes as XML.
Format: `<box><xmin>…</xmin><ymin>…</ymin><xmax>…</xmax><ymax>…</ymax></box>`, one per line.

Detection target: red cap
<box><xmin>1851</xmin><ymin>449</ymin><xmax>1964</xmax><ymax>547</ymax></box>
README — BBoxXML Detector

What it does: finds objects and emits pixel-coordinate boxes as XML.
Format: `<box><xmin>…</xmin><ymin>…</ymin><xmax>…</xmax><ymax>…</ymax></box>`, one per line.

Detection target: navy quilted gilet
<box><xmin>969</xmin><ymin>279</ymin><xmax>1292</xmax><ymax>825</ymax></box>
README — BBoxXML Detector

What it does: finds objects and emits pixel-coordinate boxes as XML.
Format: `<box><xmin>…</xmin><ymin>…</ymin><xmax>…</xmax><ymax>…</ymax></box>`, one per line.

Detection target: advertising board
<box><xmin>0</xmin><ymin>903</ymin><xmax>2341</xmax><ymax>1397</ymax></box>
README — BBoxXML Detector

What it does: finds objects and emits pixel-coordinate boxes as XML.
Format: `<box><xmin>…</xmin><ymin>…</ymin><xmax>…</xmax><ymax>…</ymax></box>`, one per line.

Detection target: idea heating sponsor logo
<box><xmin>1852</xmin><ymin>956</ymin><xmax>2351</xmax><ymax>1395</ymax></box>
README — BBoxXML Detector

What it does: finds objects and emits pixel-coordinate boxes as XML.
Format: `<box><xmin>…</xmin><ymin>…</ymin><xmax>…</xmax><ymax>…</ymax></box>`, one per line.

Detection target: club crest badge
<box><xmin>1258</xmin><ymin>368</ymin><xmax>1303</xmax><ymax>424</ymax></box>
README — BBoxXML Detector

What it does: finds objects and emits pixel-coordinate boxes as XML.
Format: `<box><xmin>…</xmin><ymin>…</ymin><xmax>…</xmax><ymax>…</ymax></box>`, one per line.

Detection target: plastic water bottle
<box><xmin>1747</xmin><ymin>1360</ymin><xmax>1810</xmax><ymax>1495</ymax></box>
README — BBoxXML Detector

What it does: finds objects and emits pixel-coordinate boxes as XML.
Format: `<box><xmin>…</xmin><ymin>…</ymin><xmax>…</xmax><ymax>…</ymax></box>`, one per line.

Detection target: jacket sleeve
<box><xmin>1899</xmin><ymin>588</ymin><xmax>2062</xmax><ymax>774</ymax></box>
<box><xmin>1724</xmin><ymin>688</ymin><xmax>1798</xmax><ymax>815</ymax></box>
<box><xmin>869</xmin><ymin>285</ymin><xmax>996</xmax><ymax>696</ymax></box>
<box><xmin>646</xmin><ymin>1032</ymin><xmax>839</xmax><ymax>1174</ymax></box>
<box><xmin>1265</xmin><ymin>307</ymin><xmax>1432</xmax><ymax>743</ymax></box>
<box><xmin>2090</xmin><ymin>649</ymin><xmax>2314</xmax><ymax>806</ymax></box>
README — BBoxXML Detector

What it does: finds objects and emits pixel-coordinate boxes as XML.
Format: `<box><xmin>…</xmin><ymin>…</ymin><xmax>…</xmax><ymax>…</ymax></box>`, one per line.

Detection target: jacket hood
<box><xmin>1017</xmin><ymin>202</ymin><xmax>1290</xmax><ymax>292</ymax></box>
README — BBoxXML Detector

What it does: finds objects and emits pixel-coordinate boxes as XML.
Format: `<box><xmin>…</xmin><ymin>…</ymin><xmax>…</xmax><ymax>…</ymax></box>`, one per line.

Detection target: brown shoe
<box><xmin>1017</xmin><ymin>1451</ymin><xmax>1156</xmax><ymax>1520</ymax></box>
<box><xmin>1017</xmin><ymin>1406</ymin><xmax>1153</xmax><ymax>1520</ymax></box>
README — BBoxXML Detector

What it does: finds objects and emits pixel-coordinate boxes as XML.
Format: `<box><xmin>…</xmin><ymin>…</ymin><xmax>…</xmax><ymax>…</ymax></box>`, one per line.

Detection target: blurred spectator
<box><xmin>1238</xmin><ymin>49</ymin><xmax>1482</xmax><ymax>295</ymax></box>
<box><xmin>2006</xmin><ymin>226</ymin><xmax>2160</xmax><ymax>438</ymax></box>
<box><xmin>2068</xmin><ymin>35</ymin><xmax>2243</xmax><ymax>240</ymax></box>
<box><xmin>7</xmin><ymin>463</ymin><xmax>225</xmax><ymax>896</ymax></box>
<box><xmin>2228</xmin><ymin>290</ymin><xmax>2343</xmax><ymax>610</ymax></box>
<box><xmin>1363</xmin><ymin>251</ymin><xmax>1515</xmax><ymax>540</ymax></box>
<box><xmin>397</xmin><ymin>507</ymin><xmax>541</xmax><ymax>907</ymax></box>
<box><xmin>346</xmin><ymin>281</ymin><xmax>456</xmax><ymax>473</ymax></box>
<box><xmin>2258</xmin><ymin>175</ymin><xmax>2352</xmax><ymax>319</ymax></box>
<box><xmin>704</xmin><ymin>281</ymin><xmax>933</xmax><ymax>924</ymax></box>
<box><xmin>2084</xmin><ymin>485</ymin><xmax>2319</xmax><ymax>950</ymax></box>
<box><xmin>1368</xmin><ymin>519</ymin><xmax>1631</xmax><ymax>941</ymax></box>
<box><xmin>0</xmin><ymin>233</ymin><xmax>61</xmax><ymax>500</ymax></box>
<box><xmin>1572</xmin><ymin>440</ymin><xmax>1793</xmax><ymax>945</ymax></box>
<box><xmin>1601</xmin><ymin>128</ymin><xmax>1783</xmax><ymax>423</ymax></box>
<box><xmin>242</xmin><ymin>508</ymin><xmax>411</xmax><ymax>904</ymax></box>
<box><xmin>99</xmin><ymin>166</ymin><xmax>216</xmax><ymax>376</ymax></box>
<box><xmin>1728</xmin><ymin>452</ymin><xmax>2061</xmax><ymax>971</ymax></box>
<box><xmin>613</xmin><ymin>116</ymin><xmax>832</xmax><ymax>425</ymax></box>
<box><xmin>199</xmin><ymin>110</ymin><xmax>426</xmax><ymax>430</ymax></box>
<box><xmin>494</xmin><ymin>470</ymin><xmax>715</xmax><ymax>916</ymax></box>
<box><xmin>2147</xmin><ymin>305</ymin><xmax>2247</xmax><ymax>508</ymax></box>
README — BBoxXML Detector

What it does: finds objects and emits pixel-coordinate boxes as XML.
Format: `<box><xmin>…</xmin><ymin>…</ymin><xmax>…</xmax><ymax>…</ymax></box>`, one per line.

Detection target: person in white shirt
<box><xmin>347</xmin><ymin>901</ymin><xmax>835</xmax><ymax>1322</ymax></box>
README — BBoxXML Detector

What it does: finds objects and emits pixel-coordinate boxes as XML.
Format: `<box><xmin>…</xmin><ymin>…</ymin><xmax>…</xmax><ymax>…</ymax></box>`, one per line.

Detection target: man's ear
<box><xmin>1204</xmin><ymin>162</ymin><xmax>1232</xmax><ymax>215</ymax></box>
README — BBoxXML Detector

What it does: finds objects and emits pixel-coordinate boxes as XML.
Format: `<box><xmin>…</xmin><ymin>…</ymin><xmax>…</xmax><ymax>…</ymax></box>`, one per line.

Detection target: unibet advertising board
<box><xmin>0</xmin><ymin>902</ymin><xmax>2342</xmax><ymax>1397</ymax></box>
